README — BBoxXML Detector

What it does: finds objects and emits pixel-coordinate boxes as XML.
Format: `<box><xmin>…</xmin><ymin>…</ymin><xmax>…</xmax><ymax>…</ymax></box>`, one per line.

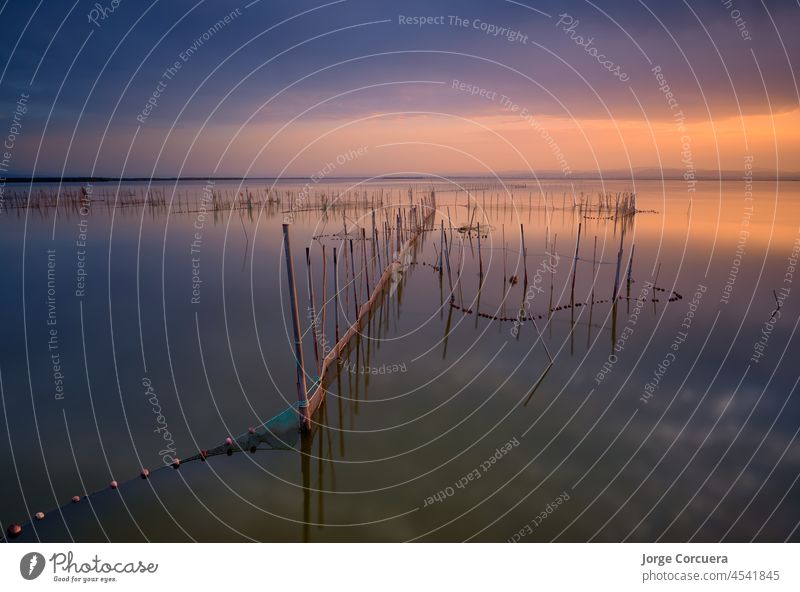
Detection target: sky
<box><xmin>0</xmin><ymin>0</ymin><xmax>798</xmax><ymax>178</ymax></box>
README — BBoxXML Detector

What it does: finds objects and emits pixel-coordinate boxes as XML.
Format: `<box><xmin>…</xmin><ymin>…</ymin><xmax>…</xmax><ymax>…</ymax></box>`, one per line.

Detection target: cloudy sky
<box><xmin>0</xmin><ymin>0</ymin><xmax>798</xmax><ymax>177</ymax></box>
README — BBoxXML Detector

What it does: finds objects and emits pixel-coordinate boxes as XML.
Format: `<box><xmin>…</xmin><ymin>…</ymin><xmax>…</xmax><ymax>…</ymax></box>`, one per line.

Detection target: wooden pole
<box><xmin>371</xmin><ymin>209</ymin><xmax>377</xmax><ymax>260</ymax></box>
<box><xmin>447</xmin><ymin>206</ymin><xmax>453</xmax><ymax>245</ymax></box>
<box><xmin>571</xmin><ymin>222</ymin><xmax>582</xmax><ymax>305</ymax></box>
<box><xmin>613</xmin><ymin>226</ymin><xmax>625</xmax><ymax>302</ymax></box>
<box><xmin>627</xmin><ymin>243</ymin><xmax>635</xmax><ymax>288</ymax></box>
<box><xmin>592</xmin><ymin>235</ymin><xmax>597</xmax><ymax>304</ymax></box>
<box><xmin>652</xmin><ymin>261</ymin><xmax>662</xmax><ymax>304</ymax></box>
<box><xmin>439</xmin><ymin>220</ymin><xmax>444</xmax><ymax>274</ymax></box>
<box><xmin>502</xmin><ymin>224</ymin><xmax>507</xmax><ymax>286</ymax></box>
<box><xmin>477</xmin><ymin>222</ymin><xmax>483</xmax><ymax>279</ymax></box>
<box><xmin>521</xmin><ymin>223</ymin><xmax>528</xmax><ymax>286</ymax></box>
<box><xmin>528</xmin><ymin>311</ymin><xmax>554</xmax><ymax>364</ymax></box>
<box><xmin>443</xmin><ymin>230</ymin><xmax>454</xmax><ymax>295</ymax></box>
<box><xmin>333</xmin><ymin>247</ymin><xmax>340</xmax><ymax>344</ymax></box>
<box><xmin>282</xmin><ymin>224</ymin><xmax>309</xmax><ymax>430</ymax></box>
<box><xmin>374</xmin><ymin>226</ymin><xmax>382</xmax><ymax>272</ymax></box>
<box><xmin>384</xmin><ymin>220</ymin><xmax>390</xmax><ymax>263</ymax></box>
<box><xmin>320</xmin><ymin>245</ymin><xmax>327</xmax><ymax>363</ymax></box>
<box><xmin>306</xmin><ymin>247</ymin><xmax>321</xmax><ymax>376</ymax></box>
<box><xmin>362</xmin><ymin>227</ymin><xmax>370</xmax><ymax>295</ymax></box>
<box><xmin>370</xmin><ymin>210</ymin><xmax>377</xmax><ymax>278</ymax></box>
<box><xmin>350</xmin><ymin>239</ymin><xmax>359</xmax><ymax>318</ymax></box>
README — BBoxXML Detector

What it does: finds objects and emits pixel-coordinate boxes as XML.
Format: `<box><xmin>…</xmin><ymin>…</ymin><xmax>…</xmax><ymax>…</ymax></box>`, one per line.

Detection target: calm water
<box><xmin>1</xmin><ymin>178</ymin><xmax>799</xmax><ymax>542</ymax></box>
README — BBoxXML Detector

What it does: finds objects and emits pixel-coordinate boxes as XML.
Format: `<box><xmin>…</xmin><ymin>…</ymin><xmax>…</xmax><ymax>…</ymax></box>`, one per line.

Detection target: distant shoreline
<box><xmin>1</xmin><ymin>175</ymin><xmax>796</xmax><ymax>184</ymax></box>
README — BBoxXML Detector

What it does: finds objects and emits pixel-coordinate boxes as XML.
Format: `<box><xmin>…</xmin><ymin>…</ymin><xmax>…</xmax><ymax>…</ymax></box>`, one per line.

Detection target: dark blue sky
<box><xmin>0</xmin><ymin>0</ymin><xmax>797</xmax><ymax>176</ymax></box>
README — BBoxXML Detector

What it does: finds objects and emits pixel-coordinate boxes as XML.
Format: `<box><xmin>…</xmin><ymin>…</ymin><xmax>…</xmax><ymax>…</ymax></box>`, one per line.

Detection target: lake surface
<box><xmin>2</xmin><ymin>177</ymin><xmax>799</xmax><ymax>542</ymax></box>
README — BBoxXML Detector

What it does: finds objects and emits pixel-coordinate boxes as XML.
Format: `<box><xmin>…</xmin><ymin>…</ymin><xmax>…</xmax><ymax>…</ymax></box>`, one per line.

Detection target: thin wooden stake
<box><xmin>333</xmin><ymin>247</ymin><xmax>340</xmax><ymax>344</ymax></box>
<box><xmin>306</xmin><ymin>247</ymin><xmax>321</xmax><ymax>376</ymax></box>
<box><xmin>521</xmin><ymin>223</ymin><xmax>528</xmax><ymax>286</ymax></box>
<box><xmin>320</xmin><ymin>244</ymin><xmax>327</xmax><ymax>362</ymax></box>
<box><xmin>439</xmin><ymin>220</ymin><xmax>444</xmax><ymax>274</ymax></box>
<box><xmin>477</xmin><ymin>222</ymin><xmax>483</xmax><ymax>279</ymax></box>
<box><xmin>613</xmin><ymin>226</ymin><xmax>625</xmax><ymax>302</ymax></box>
<box><xmin>528</xmin><ymin>311</ymin><xmax>554</xmax><ymax>364</ymax></box>
<box><xmin>571</xmin><ymin>222</ymin><xmax>582</xmax><ymax>305</ymax></box>
<box><xmin>443</xmin><ymin>230</ymin><xmax>454</xmax><ymax>295</ymax></box>
<box><xmin>350</xmin><ymin>239</ymin><xmax>359</xmax><ymax>318</ymax></box>
<box><xmin>627</xmin><ymin>243</ymin><xmax>635</xmax><ymax>288</ymax></box>
<box><xmin>362</xmin><ymin>227</ymin><xmax>370</xmax><ymax>294</ymax></box>
<box><xmin>282</xmin><ymin>224</ymin><xmax>309</xmax><ymax>429</ymax></box>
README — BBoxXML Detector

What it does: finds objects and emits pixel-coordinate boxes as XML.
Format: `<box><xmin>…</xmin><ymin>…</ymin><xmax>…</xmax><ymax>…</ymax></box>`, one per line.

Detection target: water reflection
<box><xmin>2</xmin><ymin>179</ymin><xmax>799</xmax><ymax>542</ymax></box>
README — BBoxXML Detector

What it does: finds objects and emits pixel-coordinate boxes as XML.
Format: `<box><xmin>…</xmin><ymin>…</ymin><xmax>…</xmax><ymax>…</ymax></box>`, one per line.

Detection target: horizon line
<box><xmin>2</xmin><ymin>173</ymin><xmax>797</xmax><ymax>184</ymax></box>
